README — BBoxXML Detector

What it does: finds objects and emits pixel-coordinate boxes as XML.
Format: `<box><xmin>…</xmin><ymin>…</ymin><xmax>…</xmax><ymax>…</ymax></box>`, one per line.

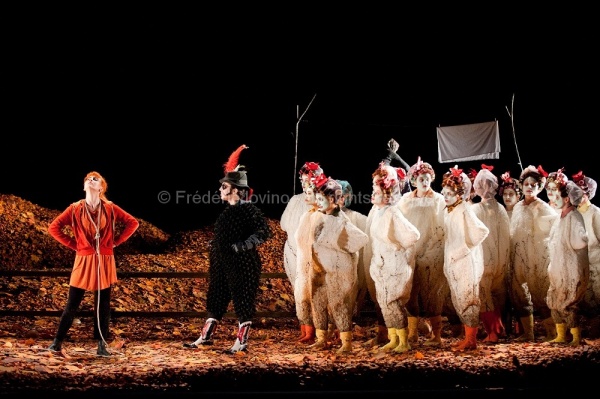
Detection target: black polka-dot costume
<box><xmin>206</xmin><ymin>200</ymin><xmax>272</xmax><ymax>322</ymax></box>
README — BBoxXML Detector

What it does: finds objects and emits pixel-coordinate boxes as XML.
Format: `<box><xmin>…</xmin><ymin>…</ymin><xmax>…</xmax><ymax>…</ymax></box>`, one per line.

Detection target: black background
<box><xmin>3</xmin><ymin>11</ymin><xmax>598</xmax><ymax>234</ymax></box>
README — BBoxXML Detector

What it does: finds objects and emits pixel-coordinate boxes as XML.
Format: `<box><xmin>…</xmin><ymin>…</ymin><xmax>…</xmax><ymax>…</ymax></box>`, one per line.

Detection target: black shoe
<box><xmin>48</xmin><ymin>339</ymin><xmax>62</xmax><ymax>352</ymax></box>
<box><xmin>97</xmin><ymin>340</ymin><xmax>110</xmax><ymax>357</ymax></box>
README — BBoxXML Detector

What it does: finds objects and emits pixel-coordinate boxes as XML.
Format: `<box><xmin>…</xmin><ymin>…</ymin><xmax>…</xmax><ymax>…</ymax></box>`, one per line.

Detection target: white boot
<box><xmin>225</xmin><ymin>321</ymin><xmax>252</xmax><ymax>354</ymax></box>
<box><xmin>183</xmin><ymin>318</ymin><xmax>218</xmax><ymax>348</ymax></box>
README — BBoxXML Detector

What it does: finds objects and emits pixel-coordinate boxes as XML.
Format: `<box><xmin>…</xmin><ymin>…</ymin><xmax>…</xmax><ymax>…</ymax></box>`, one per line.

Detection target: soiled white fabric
<box><xmin>397</xmin><ymin>189</ymin><xmax>447</xmax><ymax>317</ymax></box>
<box><xmin>578</xmin><ymin>204</ymin><xmax>600</xmax><ymax>312</ymax></box>
<box><xmin>362</xmin><ymin>206</ymin><xmax>377</xmax><ymax>310</ymax></box>
<box><xmin>546</xmin><ymin>209</ymin><xmax>589</xmax><ymax>325</ymax></box>
<box><xmin>310</xmin><ymin>211</ymin><xmax>369</xmax><ymax>332</ymax></box>
<box><xmin>294</xmin><ymin>209</ymin><xmax>321</xmax><ymax>326</ymax></box>
<box><xmin>443</xmin><ymin>201</ymin><xmax>489</xmax><ymax>326</ymax></box>
<box><xmin>342</xmin><ymin>208</ymin><xmax>368</xmax><ymax>315</ymax></box>
<box><xmin>509</xmin><ymin>198</ymin><xmax>558</xmax><ymax>317</ymax></box>
<box><xmin>281</xmin><ymin>193</ymin><xmax>310</xmax><ymax>285</ymax></box>
<box><xmin>471</xmin><ymin>199</ymin><xmax>511</xmax><ymax>313</ymax></box>
<box><xmin>368</xmin><ymin>205</ymin><xmax>420</xmax><ymax>329</ymax></box>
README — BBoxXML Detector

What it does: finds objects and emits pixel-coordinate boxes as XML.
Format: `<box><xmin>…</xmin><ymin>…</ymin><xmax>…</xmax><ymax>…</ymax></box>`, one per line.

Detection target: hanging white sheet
<box><xmin>437</xmin><ymin>121</ymin><xmax>500</xmax><ymax>163</ymax></box>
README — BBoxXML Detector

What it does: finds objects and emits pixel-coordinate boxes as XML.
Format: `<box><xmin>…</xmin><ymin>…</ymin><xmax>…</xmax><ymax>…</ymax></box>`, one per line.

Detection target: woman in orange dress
<box><xmin>47</xmin><ymin>171</ymin><xmax>139</xmax><ymax>356</ymax></box>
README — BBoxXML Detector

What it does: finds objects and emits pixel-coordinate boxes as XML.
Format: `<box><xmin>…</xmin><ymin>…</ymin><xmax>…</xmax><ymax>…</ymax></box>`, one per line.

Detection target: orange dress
<box><xmin>48</xmin><ymin>199</ymin><xmax>139</xmax><ymax>291</ymax></box>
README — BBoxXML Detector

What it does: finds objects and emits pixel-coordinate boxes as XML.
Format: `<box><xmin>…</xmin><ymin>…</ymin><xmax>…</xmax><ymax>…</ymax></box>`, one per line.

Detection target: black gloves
<box><xmin>232</xmin><ymin>234</ymin><xmax>264</xmax><ymax>253</ymax></box>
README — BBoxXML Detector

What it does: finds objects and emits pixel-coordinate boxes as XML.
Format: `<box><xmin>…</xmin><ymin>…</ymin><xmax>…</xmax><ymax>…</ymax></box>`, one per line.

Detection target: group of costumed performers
<box><xmin>45</xmin><ymin>139</ymin><xmax>600</xmax><ymax>356</ymax></box>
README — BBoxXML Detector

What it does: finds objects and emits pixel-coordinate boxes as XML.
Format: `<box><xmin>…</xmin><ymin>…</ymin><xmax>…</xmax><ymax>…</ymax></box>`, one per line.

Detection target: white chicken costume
<box><xmin>546</xmin><ymin>181</ymin><xmax>589</xmax><ymax>346</ymax></box>
<box><xmin>367</xmin><ymin>163</ymin><xmax>420</xmax><ymax>353</ymax></box>
<box><xmin>509</xmin><ymin>165</ymin><xmax>558</xmax><ymax>342</ymax></box>
<box><xmin>308</xmin><ymin>176</ymin><xmax>369</xmax><ymax>354</ymax></box>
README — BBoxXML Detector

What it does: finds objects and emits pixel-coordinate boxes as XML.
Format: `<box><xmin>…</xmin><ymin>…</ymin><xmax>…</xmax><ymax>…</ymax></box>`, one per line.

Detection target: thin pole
<box><xmin>293</xmin><ymin>93</ymin><xmax>317</xmax><ymax>194</ymax></box>
<box><xmin>505</xmin><ymin>93</ymin><xmax>523</xmax><ymax>172</ymax></box>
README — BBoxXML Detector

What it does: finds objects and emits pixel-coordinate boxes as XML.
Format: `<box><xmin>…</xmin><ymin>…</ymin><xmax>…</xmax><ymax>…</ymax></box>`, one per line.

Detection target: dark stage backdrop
<box><xmin>3</xmin><ymin>15</ymin><xmax>598</xmax><ymax>233</ymax></box>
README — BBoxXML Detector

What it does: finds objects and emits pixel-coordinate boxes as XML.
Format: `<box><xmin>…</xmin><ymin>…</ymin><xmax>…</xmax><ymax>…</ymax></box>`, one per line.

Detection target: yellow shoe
<box><xmin>309</xmin><ymin>329</ymin><xmax>328</xmax><ymax>350</ymax></box>
<box><xmin>380</xmin><ymin>328</ymin><xmax>399</xmax><ymax>351</ymax></box>
<box><xmin>393</xmin><ymin>328</ymin><xmax>412</xmax><ymax>353</ymax></box>
<box><xmin>550</xmin><ymin>323</ymin><xmax>567</xmax><ymax>343</ymax></box>
<box><xmin>336</xmin><ymin>331</ymin><xmax>353</xmax><ymax>354</ymax></box>
<box><xmin>569</xmin><ymin>327</ymin><xmax>581</xmax><ymax>347</ymax></box>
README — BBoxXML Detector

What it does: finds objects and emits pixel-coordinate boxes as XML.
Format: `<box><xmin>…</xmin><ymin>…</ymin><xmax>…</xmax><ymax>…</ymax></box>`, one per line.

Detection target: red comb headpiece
<box><xmin>537</xmin><ymin>165</ymin><xmax>548</xmax><ymax>178</ymax></box>
<box><xmin>572</xmin><ymin>171</ymin><xmax>585</xmax><ymax>183</ymax></box>
<box><xmin>450</xmin><ymin>166</ymin><xmax>463</xmax><ymax>178</ymax></box>
<box><xmin>313</xmin><ymin>173</ymin><xmax>328</xmax><ymax>189</ymax></box>
<box><xmin>397</xmin><ymin>167</ymin><xmax>406</xmax><ymax>180</ymax></box>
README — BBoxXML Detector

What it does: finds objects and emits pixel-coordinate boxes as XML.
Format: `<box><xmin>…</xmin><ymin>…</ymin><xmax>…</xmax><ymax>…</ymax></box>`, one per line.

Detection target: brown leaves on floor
<box><xmin>2</xmin><ymin>319</ymin><xmax>600</xmax><ymax>394</ymax></box>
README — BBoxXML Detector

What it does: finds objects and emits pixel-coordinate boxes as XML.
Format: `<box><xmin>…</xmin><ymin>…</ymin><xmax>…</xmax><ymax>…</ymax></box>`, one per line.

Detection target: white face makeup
<box><xmin>219</xmin><ymin>182</ymin><xmax>233</xmax><ymax>200</ymax></box>
<box><xmin>442</xmin><ymin>186</ymin><xmax>459</xmax><ymax>207</ymax></box>
<box><xmin>316</xmin><ymin>193</ymin><xmax>333</xmax><ymax>213</ymax></box>
<box><xmin>502</xmin><ymin>188</ymin><xmax>519</xmax><ymax>209</ymax></box>
<box><xmin>416</xmin><ymin>173</ymin><xmax>432</xmax><ymax>193</ymax></box>
<box><xmin>522</xmin><ymin>177</ymin><xmax>541</xmax><ymax>198</ymax></box>
<box><xmin>546</xmin><ymin>181</ymin><xmax>560</xmax><ymax>206</ymax></box>
<box><xmin>371</xmin><ymin>185</ymin><xmax>386</xmax><ymax>207</ymax></box>
<box><xmin>304</xmin><ymin>186</ymin><xmax>316</xmax><ymax>206</ymax></box>
<box><xmin>554</xmin><ymin>193</ymin><xmax>565</xmax><ymax>209</ymax></box>
<box><xmin>300</xmin><ymin>174</ymin><xmax>310</xmax><ymax>189</ymax></box>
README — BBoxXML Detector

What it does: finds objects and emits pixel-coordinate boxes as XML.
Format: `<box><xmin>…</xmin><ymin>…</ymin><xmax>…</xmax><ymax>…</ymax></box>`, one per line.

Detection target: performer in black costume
<box><xmin>183</xmin><ymin>145</ymin><xmax>272</xmax><ymax>354</ymax></box>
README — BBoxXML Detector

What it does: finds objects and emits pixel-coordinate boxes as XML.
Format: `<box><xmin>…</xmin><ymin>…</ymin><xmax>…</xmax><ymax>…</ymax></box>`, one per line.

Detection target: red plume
<box><xmin>537</xmin><ymin>165</ymin><xmax>548</xmax><ymax>177</ymax></box>
<box><xmin>223</xmin><ymin>145</ymin><xmax>248</xmax><ymax>173</ymax></box>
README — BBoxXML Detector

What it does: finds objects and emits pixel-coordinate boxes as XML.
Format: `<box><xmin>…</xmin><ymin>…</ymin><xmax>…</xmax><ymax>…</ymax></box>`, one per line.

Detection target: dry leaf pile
<box><xmin>1</xmin><ymin>193</ymin><xmax>600</xmax><ymax>395</ymax></box>
<box><xmin>0</xmin><ymin>193</ymin><xmax>293</xmax><ymax>315</ymax></box>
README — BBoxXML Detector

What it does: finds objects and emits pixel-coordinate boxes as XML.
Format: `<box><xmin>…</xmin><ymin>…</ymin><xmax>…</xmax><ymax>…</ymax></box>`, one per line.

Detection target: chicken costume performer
<box><xmin>572</xmin><ymin>171</ymin><xmax>600</xmax><ymax>317</ymax></box>
<box><xmin>546</xmin><ymin>177</ymin><xmax>589</xmax><ymax>346</ymax></box>
<box><xmin>293</xmin><ymin>169</ymin><xmax>323</xmax><ymax>344</ymax></box>
<box><xmin>307</xmin><ymin>176</ymin><xmax>369</xmax><ymax>353</ymax></box>
<box><xmin>337</xmin><ymin>179</ymin><xmax>369</xmax><ymax>317</ymax></box>
<box><xmin>184</xmin><ymin>145</ymin><xmax>272</xmax><ymax>354</ymax></box>
<box><xmin>471</xmin><ymin>165</ymin><xmax>510</xmax><ymax>343</ymax></box>
<box><xmin>441</xmin><ymin>166</ymin><xmax>489</xmax><ymax>351</ymax></box>
<box><xmin>280</xmin><ymin>162</ymin><xmax>324</xmax><ymax>287</ymax></box>
<box><xmin>497</xmin><ymin>171</ymin><xmax>523</xmax><ymax>335</ymax></box>
<box><xmin>361</xmin><ymin>139</ymin><xmax>413</xmax><ymax>346</ymax></box>
<box><xmin>397</xmin><ymin>156</ymin><xmax>447</xmax><ymax>346</ymax></box>
<box><xmin>509</xmin><ymin>165</ymin><xmax>558</xmax><ymax>342</ymax></box>
<box><xmin>368</xmin><ymin>162</ymin><xmax>420</xmax><ymax>353</ymax></box>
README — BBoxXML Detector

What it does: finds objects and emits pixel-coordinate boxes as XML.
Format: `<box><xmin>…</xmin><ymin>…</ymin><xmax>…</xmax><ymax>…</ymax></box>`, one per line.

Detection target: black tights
<box><xmin>54</xmin><ymin>286</ymin><xmax>111</xmax><ymax>341</ymax></box>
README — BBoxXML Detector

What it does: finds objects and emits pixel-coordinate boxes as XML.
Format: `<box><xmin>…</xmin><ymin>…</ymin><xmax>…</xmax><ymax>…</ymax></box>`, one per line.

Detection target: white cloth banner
<box><xmin>437</xmin><ymin>121</ymin><xmax>500</xmax><ymax>163</ymax></box>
